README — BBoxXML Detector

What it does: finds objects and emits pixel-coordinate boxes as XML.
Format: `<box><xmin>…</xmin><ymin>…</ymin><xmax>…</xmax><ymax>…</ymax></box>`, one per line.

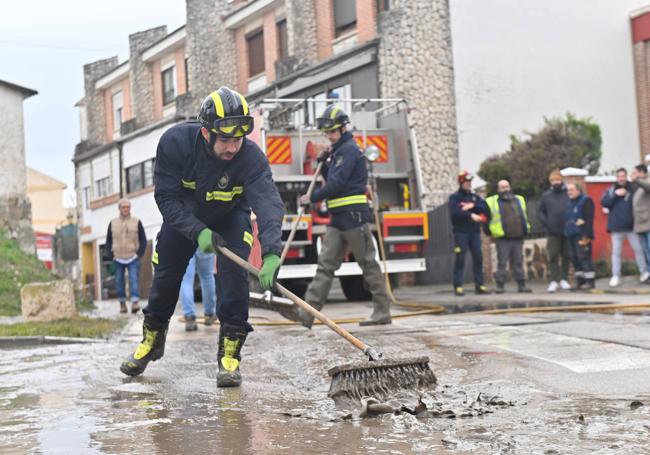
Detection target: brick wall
<box><xmin>315</xmin><ymin>0</ymin><xmax>334</xmax><ymax>60</ymax></box>
<box><xmin>633</xmin><ymin>40</ymin><xmax>650</xmax><ymax>160</ymax></box>
<box><xmin>263</xmin><ymin>11</ymin><xmax>278</xmax><ymax>82</ymax></box>
<box><xmin>356</xmin><ymin>0</ymin><xmax>377</xmax><ymax>42</ymax></box>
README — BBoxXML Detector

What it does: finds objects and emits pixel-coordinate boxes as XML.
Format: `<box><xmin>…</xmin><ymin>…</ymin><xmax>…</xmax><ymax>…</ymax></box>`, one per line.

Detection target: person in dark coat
<box><xmin>565</xmin><ymin>182</ymin><xmax>595</xmax><ymax>290</ymax></box>
<box><xmin>120</xmin><ymin>87</ymin><xmax>284</xmax><ymax>388</ymax></box>
<box><xmin>448</xmin><ymin>170</ymin><xmax>490</xmax><ymax>296</ymax></box>
<box><xmin>601</xmin><ymin>168</ymin><xmax>648</xmax><ymax>287</ymax></box>
<box><xmin>538</xmin><ymin>169</ymin><xmax>571</xmax><ymax>293</ymax></box>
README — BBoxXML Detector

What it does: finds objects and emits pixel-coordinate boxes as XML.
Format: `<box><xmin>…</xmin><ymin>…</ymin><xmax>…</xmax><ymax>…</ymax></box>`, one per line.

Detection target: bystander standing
<box><xmin>104</xmin><ymin>199</ymin><xmax>147</xmax><ymax>313</ymax></box>
<box><xmin>486</xmin><ymin>180</ymin><xmax>532</xmax><ymax>294</ymax></box>
<box><xmin>601</xmin><ymin>168</ymin><xmax>648</xmax><ymax>286</ymax></box>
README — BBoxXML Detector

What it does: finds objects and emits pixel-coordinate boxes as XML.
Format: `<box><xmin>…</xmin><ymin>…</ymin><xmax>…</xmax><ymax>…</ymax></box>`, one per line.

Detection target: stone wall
<box><xmin>285</xmin><ymin>0</ymin><xmax>319</xmax><ymax>67</ymax></box>
<box><xmin>0</xmin><ymin>196</ymin><xmax>35</xmax><ymax>254</ymax></box>
<box><xmin>185</xmin><ymin>0</ymin><xmax>238</xmax><ymax>109</ymax></box>
<box><xmin>377</xmin><ymin>0</ymin><xmax>459</xmax><ymax>208</ymax></box>
<box><xmin>82</xmin><ymin>57</ymin><xmax>119</xmax><ymax>147</ymax></box>
<box><xmin>129</xmin><ymin>26</ymin><xmax>168</xmax><ymax>128</ymax></box>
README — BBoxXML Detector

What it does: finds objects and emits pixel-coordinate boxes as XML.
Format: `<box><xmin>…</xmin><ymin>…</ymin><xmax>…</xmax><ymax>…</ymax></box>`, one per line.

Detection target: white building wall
<box><xmin>0</xmin><ymin>85</ymin><xmax>28</xmax><ymax>196</ymax></box>
<box><xmin>451</xmin><ymin>0</ymin><xmax>649</xmax><ymax>179</ymax></box>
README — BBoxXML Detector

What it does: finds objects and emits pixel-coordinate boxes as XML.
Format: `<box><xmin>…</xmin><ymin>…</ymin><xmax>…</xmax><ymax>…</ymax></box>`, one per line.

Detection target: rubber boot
<box><xmin>359</xmin><ymin>299</ymin><xmax>392</xmax><ymax>326</ymax></box>
<box><xmin>217</xmin><ymin>323</ymin><xmax>248</xmax><ymax>387</ymax></box>
<box><xmin>120</xmin><ymin>316</ymin><xmax>168</xmax><ymax>376</ymax></box>
<box><xmin>454</xmin><ymin>286</ymin><xmax>464</xmax><ymax>297</ymax></box>
<box><xmin>281</xmin><ymin>301</ymin><xmax>323</xmax><ymax>329</ymax></box>
<box><xmin>517</xmin><ymin>281</ymin><xmax>532</xmax><ymax>293</ymax></box>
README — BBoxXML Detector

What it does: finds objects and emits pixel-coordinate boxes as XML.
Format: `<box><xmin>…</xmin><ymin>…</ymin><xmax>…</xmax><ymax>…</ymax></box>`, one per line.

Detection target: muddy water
<box><xmin>1</xmin><ymin>325</ymin><xmax>649</xmax><ymax>454</ymax></box>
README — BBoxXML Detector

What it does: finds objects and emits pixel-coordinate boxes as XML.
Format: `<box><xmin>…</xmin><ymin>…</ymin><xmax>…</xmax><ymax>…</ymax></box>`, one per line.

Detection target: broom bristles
<box><xmin>328</xmin><ymin>357</ymin><xmax>437</xmax><ymax>401</ymax></box>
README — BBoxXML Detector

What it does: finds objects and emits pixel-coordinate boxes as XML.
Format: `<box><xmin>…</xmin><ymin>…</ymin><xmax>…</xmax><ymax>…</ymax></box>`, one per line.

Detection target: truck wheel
<box><xmin>339</xmin><ymin>276</ymin><xmax>372</xmax><ymax>301</ymax></box>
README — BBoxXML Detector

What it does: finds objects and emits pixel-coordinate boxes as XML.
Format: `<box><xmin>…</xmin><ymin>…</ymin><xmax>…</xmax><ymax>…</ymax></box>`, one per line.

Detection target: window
<box><xmin>333</xmin><ymin>0</ymin><xmax>357</xmax><ymax>36</ymax></box>
<box><xmin>126</xmin><ymin>159</ymin><xmax>155</xmax><ymax>194</ymax></box>
<box><xmin>277</xmin><ymin>19</ymin><xmax>288</xmax><ymax>60</ymax></box>
<box><xmin>112</xmin><ymin>91</ymin><xmax>123</xmax><ymax>131</ymax></box>
<box><xmin>247</xmin><ymin>29</ymin><xmax>265</xmax><ymax>77</ymax></box>
<box><xmin>95</xmin><ymin>177</ymin><xmax>112</xmax><ymax>199</ymax></box>
<box><xmin>162</xmin><ymin>66</ymin><xmax>176</xmax><ymax>105</ymax></box>
<box><xmin>83</xmin><ymin>186</ymin><xmax>91</xmax><ymax>209</ymax></box>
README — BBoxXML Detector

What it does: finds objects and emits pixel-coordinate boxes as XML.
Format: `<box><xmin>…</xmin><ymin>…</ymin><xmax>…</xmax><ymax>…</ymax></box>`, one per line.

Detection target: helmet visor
<box><xmin>316</xmin><ymin>117</ymin><xmax>341</xmax><ymax>132</ymax></box>
<box><xmin>210</xmin><ymin>115</ymin><xmax>254</xmax><ymax>138</ymax></box>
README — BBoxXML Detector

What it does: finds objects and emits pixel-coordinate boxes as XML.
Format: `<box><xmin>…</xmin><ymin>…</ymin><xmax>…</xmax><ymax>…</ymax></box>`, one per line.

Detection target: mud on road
<box><xmin>1</xmin><ymin>315</ymin><xmax>650</xmax><ymax>454</ymax></box>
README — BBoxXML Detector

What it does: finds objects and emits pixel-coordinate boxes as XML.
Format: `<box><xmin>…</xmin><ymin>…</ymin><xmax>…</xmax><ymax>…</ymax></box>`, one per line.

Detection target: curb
<box><xmin>0</xmin><ymin>336</ymin><xmax>107</xmax><ymax>347</ymax></box>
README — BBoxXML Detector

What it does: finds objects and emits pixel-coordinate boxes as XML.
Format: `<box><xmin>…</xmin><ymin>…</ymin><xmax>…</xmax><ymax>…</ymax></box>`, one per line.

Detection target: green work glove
<box><xmin>197</xmin><ymin>228</ymin><xmax>216</xmax><ymax>253</ymax></box>
<box><xmin>259</xmin><ymin>254</ymin><xmax>281</xmax><ymax>291</ymax></box>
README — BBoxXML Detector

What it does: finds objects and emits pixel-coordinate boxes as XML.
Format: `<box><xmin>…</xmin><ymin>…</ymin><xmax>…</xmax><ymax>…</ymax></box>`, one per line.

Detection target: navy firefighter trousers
<box><xmin>144</xmin><ymin>208</ymin><xmax>254</xmax><ymax>332</ymax></box>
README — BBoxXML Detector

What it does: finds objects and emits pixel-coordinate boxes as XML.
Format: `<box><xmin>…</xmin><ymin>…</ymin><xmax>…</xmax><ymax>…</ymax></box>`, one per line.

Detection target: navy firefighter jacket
<box><xmin>153</xmin><ymin>121</ymin><xmax>284</xmax><ymax>257</ymax></box>
<box><xmin>310</xmin><ymin>131</ymin><xmax>369</xmax><ymax>230</ymax></box>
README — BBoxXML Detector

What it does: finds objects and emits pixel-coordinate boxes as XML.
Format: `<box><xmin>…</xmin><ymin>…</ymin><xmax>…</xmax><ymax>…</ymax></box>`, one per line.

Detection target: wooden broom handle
<box><xmin>217</xmin><ymin>244</ymin><xmax>368</xmax><ymax>353</ymax></box>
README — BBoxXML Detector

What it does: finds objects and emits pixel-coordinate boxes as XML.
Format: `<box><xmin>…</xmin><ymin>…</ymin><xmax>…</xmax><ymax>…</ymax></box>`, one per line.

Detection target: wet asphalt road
<box><xmin>2</xmin><ymin>300</ymin><xmax>650</xmax><ymax>454</ymax></box>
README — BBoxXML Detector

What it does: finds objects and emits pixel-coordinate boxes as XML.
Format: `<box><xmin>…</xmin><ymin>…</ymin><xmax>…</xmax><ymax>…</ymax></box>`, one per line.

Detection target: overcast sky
<box><xmin>0</xmin><ymin>1</ymin><xmax>186</xmax><ymax>204</ymax></box>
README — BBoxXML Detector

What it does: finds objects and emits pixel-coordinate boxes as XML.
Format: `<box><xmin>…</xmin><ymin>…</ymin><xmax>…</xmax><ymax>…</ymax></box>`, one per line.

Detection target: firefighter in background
<box><xmin>120</xmin><ymin>87</ymin><xmax>284</xmax><ymax>387</ymax></box>
<box><xmin>292</xmin><ymin>104</ymin><xmax>392</xmax><ymax>327</ymax></box>
<box><xmin>448</xmin><ymin>171</ymin><xmax>490</xmax><ymax>296</ymax></box>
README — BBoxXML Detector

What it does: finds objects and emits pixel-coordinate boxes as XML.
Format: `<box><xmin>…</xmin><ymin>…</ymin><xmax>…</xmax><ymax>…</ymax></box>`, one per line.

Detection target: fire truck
<box><xmin>251</xmin><ymin>98</ymin><xmax>429</xmax><ymax>301</ymax></box>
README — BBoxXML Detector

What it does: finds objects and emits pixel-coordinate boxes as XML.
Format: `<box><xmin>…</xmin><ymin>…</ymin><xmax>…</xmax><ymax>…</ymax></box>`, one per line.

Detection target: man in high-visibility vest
<box><xmin>486</xmin><ymin>179</ymin><xmax>532</xmax><ymax>294</ymax></box>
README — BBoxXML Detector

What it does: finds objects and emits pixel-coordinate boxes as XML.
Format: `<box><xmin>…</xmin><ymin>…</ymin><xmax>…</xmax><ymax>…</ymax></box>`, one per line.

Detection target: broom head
<box><xmin>328</xmin><ymin>356</ymin><xmax>436</xmax><ymax>402</ymax></box>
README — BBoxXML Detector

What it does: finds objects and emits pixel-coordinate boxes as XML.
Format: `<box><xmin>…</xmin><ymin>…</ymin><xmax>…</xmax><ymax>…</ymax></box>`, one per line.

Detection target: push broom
<box><xmin>215</xmin><ymin>240</ymin><xmax>437</xmax><ymax>402</ymax></box>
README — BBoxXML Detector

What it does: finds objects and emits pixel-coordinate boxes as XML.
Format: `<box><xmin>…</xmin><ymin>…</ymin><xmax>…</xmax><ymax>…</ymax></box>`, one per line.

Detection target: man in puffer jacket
<box><xmin>601</xmin><ymin>168</ymin><xmax>649</xmax><ymax>287</ymax></box>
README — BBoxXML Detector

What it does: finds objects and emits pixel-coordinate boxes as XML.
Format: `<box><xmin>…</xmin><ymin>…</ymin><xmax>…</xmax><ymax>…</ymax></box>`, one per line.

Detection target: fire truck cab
<box><xmin>253</xmin><ymin>98</ymin><xmax>429</xmax><ymax>301</ymax></box>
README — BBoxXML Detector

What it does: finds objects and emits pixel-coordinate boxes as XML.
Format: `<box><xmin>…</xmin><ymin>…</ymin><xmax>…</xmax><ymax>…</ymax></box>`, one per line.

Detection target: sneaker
<box><xmin>131</xmin><ymin>301</ymin><xmax>141</xmax><ymax>314</ymax></box>
<box><xmin>559</xmin><ymin>280</ymin><xmax>571</xmax><ymax>290</ymax></box>
<box><xmin>185</xmin><ymin>315</ymin><xmax>198</xmax><ymax>332</ymax></box>
<box><xmin>204</xmin><ymin>314</ymin><xmax>217</xmax><ymax>326</ymax></box>
<box><xmin>609</xmin><ymin>276</ymin><xmax>620</xmax><ymax>287</ymax></box>
<box><xmin>547</xmin><ymin>281</ymin><xmax>559</xmax><ymax>293</ymax></box>
<box><xmin>454</xmin><ymin>286</ymin><xmax>464</xmax><ymax>297</ymax></box>
<box><xmin>475</xmin><ymin>285</ymin><xmax>490</xmax><ymax>295</ymax></box>
<box><xmin>641</xmin><ymin>272</ymin><xmax>650</xmax><ymax>283</ymax></box>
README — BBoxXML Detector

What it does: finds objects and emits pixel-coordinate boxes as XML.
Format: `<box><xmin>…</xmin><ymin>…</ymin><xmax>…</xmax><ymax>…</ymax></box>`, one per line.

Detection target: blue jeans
<box><xmin>114</xmin><ymin>258</ymin><xmax>140</xmax><ymax>303</ymax></box>
<box><xmin>453</xmin><ymin>231</ymin><xmax>484</xmax><ymax>288</ymax></box>
<box><xmin>180</xmin><ymin>251</ymin><xmax>217</xmax><ymax>318</ymax></box>
<box><xmin>639</xmin><ymin>232</ymin><xmax>650</xmax><ymax>270</ymax></box>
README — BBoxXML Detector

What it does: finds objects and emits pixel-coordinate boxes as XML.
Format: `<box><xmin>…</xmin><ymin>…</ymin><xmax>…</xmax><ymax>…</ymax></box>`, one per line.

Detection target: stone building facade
<box><xmin>0</xmin><ymin>80</ymin><xmax>38</xmax><ymax>253</ymax></box>
<box><xmin>378</xmin><ymin>0</ymin><xmax>459</xmax><ymax>206</ymax></box>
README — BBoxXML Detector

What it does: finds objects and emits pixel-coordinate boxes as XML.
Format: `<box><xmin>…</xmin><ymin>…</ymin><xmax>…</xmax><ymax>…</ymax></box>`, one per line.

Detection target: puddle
<box><xmin>0</xmin><ymin>322</ymin><xmax>649</xmax><ymax>454</ymax></box>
